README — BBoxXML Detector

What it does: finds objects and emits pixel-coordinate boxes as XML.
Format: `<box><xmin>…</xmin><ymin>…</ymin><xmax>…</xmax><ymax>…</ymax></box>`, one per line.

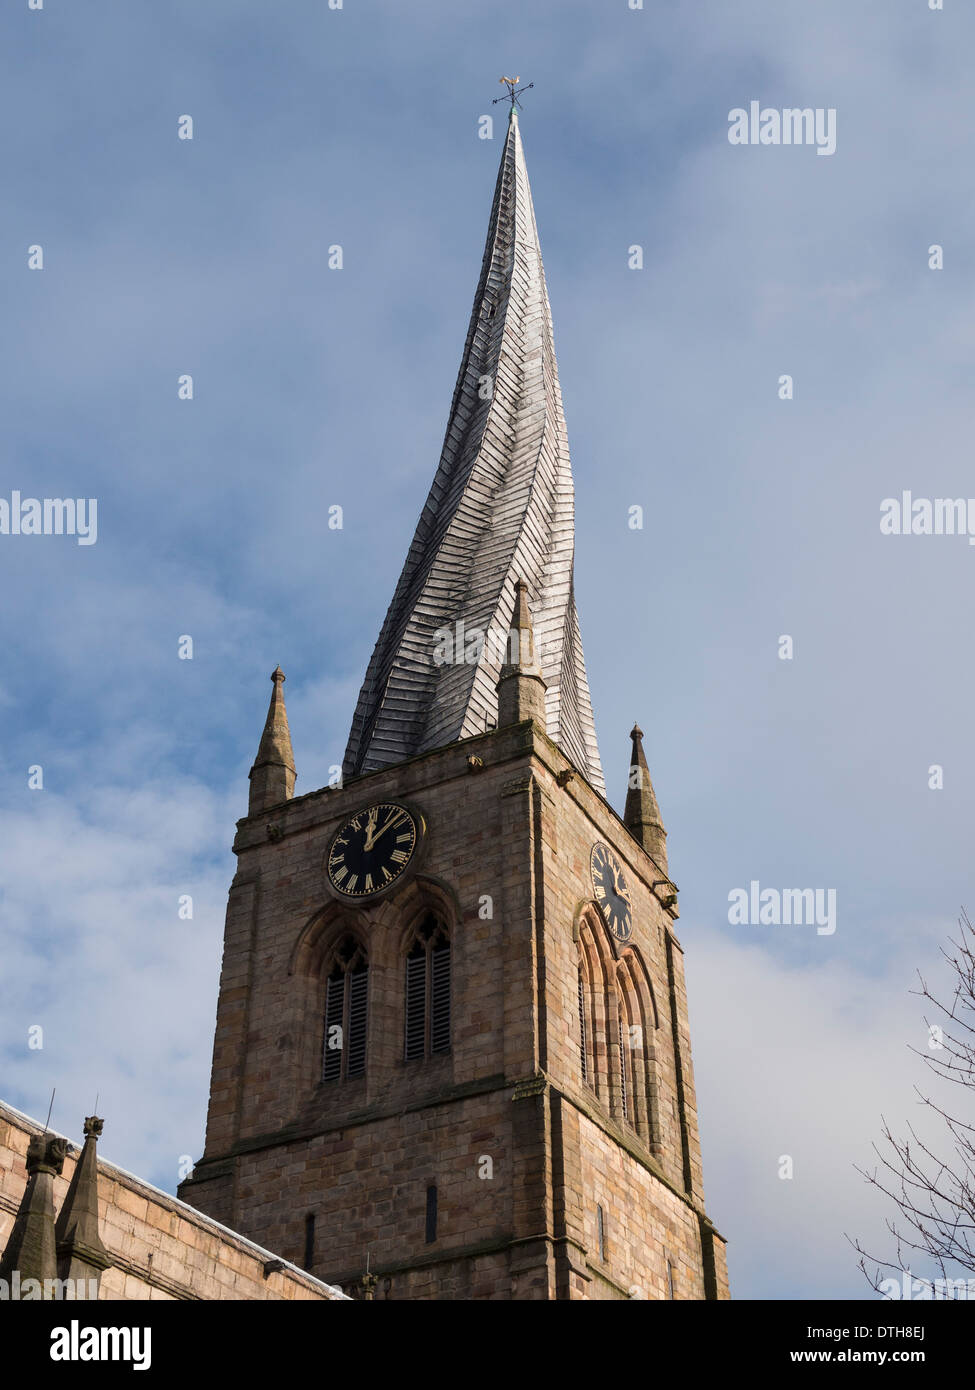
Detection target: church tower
<box><xmin>180</xmin><ymin>102</ymin><xmax>729</xmax><ymax>1301</ymax></box>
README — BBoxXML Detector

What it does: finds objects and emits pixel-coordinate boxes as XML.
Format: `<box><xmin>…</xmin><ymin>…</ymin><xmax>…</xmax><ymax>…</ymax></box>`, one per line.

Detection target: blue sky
<box><xmin>2</xmin><ymin>0</ymin><xmax>973</xmax><ymax>1299</ymax></box>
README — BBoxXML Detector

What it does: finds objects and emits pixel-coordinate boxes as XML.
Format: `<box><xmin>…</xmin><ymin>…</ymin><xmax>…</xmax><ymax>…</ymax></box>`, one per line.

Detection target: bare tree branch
<box><xmin>849</xmin><ymin>911</ymin><xmax>975</xmax><ymax>1293</ymax></box>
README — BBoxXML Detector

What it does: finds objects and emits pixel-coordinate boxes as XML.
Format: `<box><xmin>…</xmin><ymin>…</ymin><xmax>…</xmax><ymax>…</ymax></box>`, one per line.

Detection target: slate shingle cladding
<box><xmin>343</xmin><ymin>109</ymin><xmax>605</xmax><ymax>795</ymax></box>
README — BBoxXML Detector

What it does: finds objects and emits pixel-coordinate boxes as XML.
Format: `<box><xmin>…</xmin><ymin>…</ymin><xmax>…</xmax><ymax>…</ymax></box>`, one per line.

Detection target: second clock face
<box><xmin>327</xmin><ymin>802</ymin><xmax>419</xmax><ymax>898</ymax></box>
<box><xmin>590</xmin><ymin>842</ymin><xmax>633</xmax><ymax>941</ymax></box>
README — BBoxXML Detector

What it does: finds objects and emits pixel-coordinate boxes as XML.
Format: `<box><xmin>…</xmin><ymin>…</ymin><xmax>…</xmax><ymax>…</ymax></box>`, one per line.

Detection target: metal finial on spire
<box><xmin>493</xmin><ymin>76</ymin><xmax>534</xmax><ymax>112</ymax></box>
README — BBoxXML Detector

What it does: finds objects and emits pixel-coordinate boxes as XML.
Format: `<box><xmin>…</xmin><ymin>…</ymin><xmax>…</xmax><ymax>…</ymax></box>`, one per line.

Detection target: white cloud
<box><xmin>0</xmin><ymin>781</ymin><xmax>234</xmax><ymax>1188</ymax></box>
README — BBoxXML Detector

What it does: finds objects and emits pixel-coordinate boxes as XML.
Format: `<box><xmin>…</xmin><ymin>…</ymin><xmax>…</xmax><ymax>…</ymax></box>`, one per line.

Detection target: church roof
<box><xmin>343</xmin><ymin>106</ymin><xmax>604</xmax><ymax>795</ymax></box>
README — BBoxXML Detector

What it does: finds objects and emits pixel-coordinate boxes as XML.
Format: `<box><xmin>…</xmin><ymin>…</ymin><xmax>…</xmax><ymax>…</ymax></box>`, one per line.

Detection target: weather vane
<box><xmin>493</xmin><ymin>76</ymin><xmax>534</xmax><ymax>112</ymax></box>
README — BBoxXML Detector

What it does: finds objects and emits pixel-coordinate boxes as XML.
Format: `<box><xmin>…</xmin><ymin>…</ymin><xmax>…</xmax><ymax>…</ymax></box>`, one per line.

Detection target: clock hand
<box><xmin>362</xmin><ymin>807</ymin><xmax>380</xmax><ymax>852</ymax></box>
<box><xmin>368</xmin><ymin>813</ymin><xmax>406</xmax><ymax>849</ymax></box>
<box><xmin>611</xmin><ymin>863</ymin><xmax>631</xmax><ymax>905</ymax></box>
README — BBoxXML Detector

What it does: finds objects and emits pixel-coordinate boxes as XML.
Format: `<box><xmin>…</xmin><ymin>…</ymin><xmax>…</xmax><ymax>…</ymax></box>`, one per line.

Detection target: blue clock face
<box><xmin>590</xmin><ymin>843</ymin><xmax>632</xmax><ymax>941</ymax></box>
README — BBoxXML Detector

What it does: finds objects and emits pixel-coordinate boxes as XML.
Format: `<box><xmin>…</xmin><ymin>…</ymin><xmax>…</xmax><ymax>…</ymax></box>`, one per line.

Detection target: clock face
<box><xmin>590</xmin><ymin>842</ymin><xmax>633</xmax><ymax>942</ymax></box>
<box><xmin>327</xmin><ymin>802</ymin><xmax>420</xmax><ymax>898</ymax></box>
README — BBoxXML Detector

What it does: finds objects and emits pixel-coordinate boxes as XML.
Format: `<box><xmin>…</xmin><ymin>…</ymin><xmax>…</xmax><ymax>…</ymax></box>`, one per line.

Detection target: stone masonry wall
<box><xmin>0</xmin><ymin>1103</ymin><xmax>346</xmax><ymax>1301</ymax></box>
<box><xmin>182</xmin><ymin>720</ymin><xmax>728</xmax><ymax>1299</ymax></box>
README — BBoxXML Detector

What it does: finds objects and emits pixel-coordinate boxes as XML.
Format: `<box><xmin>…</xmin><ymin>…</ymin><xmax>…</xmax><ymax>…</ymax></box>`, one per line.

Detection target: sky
<box><xmin>1</xmin><ymin>0</ymin><xmax>973</xmax><ymax>1301</ymax></box>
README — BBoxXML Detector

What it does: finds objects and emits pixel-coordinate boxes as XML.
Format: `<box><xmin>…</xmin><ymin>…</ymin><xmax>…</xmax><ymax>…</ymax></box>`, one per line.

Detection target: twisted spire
<box><xmin>343</xmin><ymin>109</ymin><xmax>603</xmax><ymax>793</ymax></box>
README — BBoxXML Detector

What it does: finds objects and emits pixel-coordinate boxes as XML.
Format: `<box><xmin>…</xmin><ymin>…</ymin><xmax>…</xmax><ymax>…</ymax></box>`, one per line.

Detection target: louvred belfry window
<box><xmin>578</xmin><ymin>968</ymin><xmax>589</xmax><ymax>1084</ymax></box>
<box><xmin>322</xmin><ymin>937</ymin><xmax>368</xmax><ymax>1082</ymax></box>
<box><xmin>405</xmin><ymin>948</ymin><xmax>426</xmax><ymax>1061</ymax></box>
<box><xmin>618</xmin><ymin>1010</ymin><xmax>628</xmax><ymax>1122</ymax></box>
<box><xmin>404</xmin><ymin>915</ymin><xmax>451</xmax><ymax>1061</ymax></box>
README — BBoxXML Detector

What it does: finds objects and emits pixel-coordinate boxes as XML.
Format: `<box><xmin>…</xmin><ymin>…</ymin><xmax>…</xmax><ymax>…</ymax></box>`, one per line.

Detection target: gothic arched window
<box><xmin>575</xmin><ymin>912</ymin><xmax>664</xmax><ymax>1150</ymax></box>
<box><xmin>578</xmin><ymin>922</ymin><xmax>609</xmax><ymax>1100</ymax></box>
<box><xmin>404</xmin><ymin>915</ymin><xmax>450</xmax><ymax>1061</ymax></box>
<box><xmin>322</xmin><ymin>936</ymin><xmax>368</xmax><ymax>1082</ymax></box>
<box><xmin>616</xmin><ymin>953</ymin><xmax>660</xmax><ymax>1147</ymax></box>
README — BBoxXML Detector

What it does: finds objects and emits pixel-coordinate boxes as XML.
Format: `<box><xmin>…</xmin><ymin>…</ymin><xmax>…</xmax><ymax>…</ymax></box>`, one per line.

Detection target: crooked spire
<box><xmin>343</xmin><ymin>104</ymin><xmax>604</xmax><ymax>795</ymax></box>
<box><xmin>624</xmin><ymin>724</ymin><xmax>668</xmax><ymax>872</ymax></box>
<box><xmin>249</xmin><ymin>667</ymin><xmax>296</xmax><ymax>815</ymax></box>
